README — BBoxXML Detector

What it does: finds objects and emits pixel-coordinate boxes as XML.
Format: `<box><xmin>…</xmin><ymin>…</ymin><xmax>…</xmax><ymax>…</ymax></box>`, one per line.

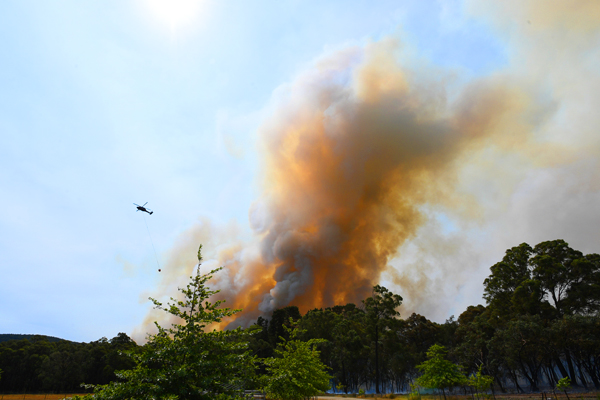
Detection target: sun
<box><xmin>143</xmin><ymin>0</ymin><xmax>203</xmax><ymax>31</ymax></box>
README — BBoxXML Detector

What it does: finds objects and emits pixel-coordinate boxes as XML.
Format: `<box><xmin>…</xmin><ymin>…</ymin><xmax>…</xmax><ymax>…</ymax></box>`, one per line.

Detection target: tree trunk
<box><xmin>564</xmin><ymin>350</ymin><xmax>579</xmax><ymax>386</ymax></box>
<box><xmin>492</xmin><ymin>373</ymin><xmax>505</xmax><ymax>393</ymax></box>
<box><xmin>519</xmin><ymin>360</ymin><xmax>539</xmax><ymax>392</ymax></box>
<box><xmin>510</xmin><ymin>370</ymin><xmax>524</xmax><ymax>393</ymax></box>
<box><xmin>554</xmin><ymin>357</ymin><xmax>569</xmax><ymax>380</ymax></box>
<box><xmin>375</xmin><ymin>320</ymin><xmax>380</xmax><ymax>394</ymax></box>
<box><xmin>575</xmin><ymin>359</ymin><xmax>588</xmax><ymax>389</ymax></box>
<box><xmin>581</xmin><ymin>358</ymin><xmax>600</xmax><ymax>389</ymax></box>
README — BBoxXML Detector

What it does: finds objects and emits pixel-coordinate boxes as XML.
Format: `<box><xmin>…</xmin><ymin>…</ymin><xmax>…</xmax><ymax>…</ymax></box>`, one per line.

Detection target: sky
<box><xmin>1</xmin><ymin>0</ymin><xmax>599</xmax><ymax>343</ymax></box>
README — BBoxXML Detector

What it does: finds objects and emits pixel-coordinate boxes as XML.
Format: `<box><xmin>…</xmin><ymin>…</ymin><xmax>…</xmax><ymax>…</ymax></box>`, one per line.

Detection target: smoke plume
<box><xmin>136</xmin><ymin>1</ymin><xmax>600</xmax><ymax>337</ymax></box>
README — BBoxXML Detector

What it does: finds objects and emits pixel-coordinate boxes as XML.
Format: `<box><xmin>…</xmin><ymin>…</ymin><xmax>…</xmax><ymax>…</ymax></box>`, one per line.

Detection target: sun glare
<box><xmin>143</xmin><ymin>0</ymin><xmax>203</xmax><ymax>31</ymax></box>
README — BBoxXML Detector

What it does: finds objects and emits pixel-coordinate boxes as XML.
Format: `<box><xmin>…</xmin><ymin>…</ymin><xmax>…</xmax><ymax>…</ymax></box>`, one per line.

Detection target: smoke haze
<box><xmin>136</xmin><ymin>1</ymin><xmax>600</xmax><ymax>338</ymax></box>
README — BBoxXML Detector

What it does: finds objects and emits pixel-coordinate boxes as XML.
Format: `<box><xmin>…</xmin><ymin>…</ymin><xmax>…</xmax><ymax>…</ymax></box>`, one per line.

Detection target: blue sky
<box><xmin>2</xmin><ymin>1</ymin><xmax>598</xmax><ymax>343</ymax></box>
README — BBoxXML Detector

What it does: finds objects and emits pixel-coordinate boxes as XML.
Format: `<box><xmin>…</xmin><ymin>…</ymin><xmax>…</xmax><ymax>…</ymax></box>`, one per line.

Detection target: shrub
<box><xmin>261</xmin><ymin>320</ymin><xmax>331</xmax><ymax>400</ymax></box>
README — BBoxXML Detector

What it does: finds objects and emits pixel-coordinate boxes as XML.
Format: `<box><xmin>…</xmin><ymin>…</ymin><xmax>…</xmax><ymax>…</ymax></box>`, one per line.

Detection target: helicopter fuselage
<box><xmin>134</xmin><ymin>203</ymin><xmax>153</xmax><ymax>215</ymax></box>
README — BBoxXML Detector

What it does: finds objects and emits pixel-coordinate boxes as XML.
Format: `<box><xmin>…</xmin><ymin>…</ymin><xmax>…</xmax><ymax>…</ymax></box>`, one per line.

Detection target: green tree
<box><xmin>363</xmin><ymin>285</ymin><xmax>403</xmax><ymax>394</ymax></box>
<box><xmin>483</xmin><ymin>243</ymin><xmax>536</xmax><ymax>319</ymax></box>
<box><xmin>268</xmin><ymin>306</ymin><xmax>302</xmax><ymax>347</ymax></box>
<box><xmin>329</xmin><ymin>305</ymin><xmax>369</xmax><ymax>394</ymax></box>
<box><xmin>416</xmin><ymin>344</ymin><xmax>467</xmax><ymax>400</ymax></box>
<box><xmin>482</xmin><ymin>240</ymin><xmax>600</xmax><ymax>387</ymax></box>
<box><xmin>487</xmin><ymin>315</ymin><xmax>548</xmax><ymax>392</ymax></box>
<box><xmin>552</xmin><ymin>315</ymin><xmax>600</xmax><ymax>389</ymax></box>
<box><xmin>556</xmin><ymin>377</ymin><xmax>572</xmax><ymax>400</ymax></box>
<box><xmin>484</xmin><ymin>240</ymin><xmax>600</xmax><ymax>320</ymax></box>
<box><xmin>79</xmin><ymin>245</ymin><xmax>256</xmax><ymax>400</ymax></box>
<box><xmin>467</xmin><ymin>365</ymin><xmax>494</xmax><ymax>400</ymax></box>
<box><xmin>262</xmin><ymin>320</ymin><xmax>331</xmax><ymax>400</ymax></box>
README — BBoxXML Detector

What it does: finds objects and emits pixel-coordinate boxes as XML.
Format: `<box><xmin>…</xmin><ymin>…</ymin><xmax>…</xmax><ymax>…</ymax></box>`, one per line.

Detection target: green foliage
<box><xmin>0</xmin><ymin>334</ymin><xmax>67</xmax><ymax>343</ymax></box>
<box><xmin>268</xmin><ymin>306</ymin><xmax>302</xmax><ymax>346</ymax></box>
<box><xmin>556</xmin><ymin>376</ymin><xmax>571</xmax><ymax>392</ymax></box>
<box><xmin>416</xmin><ymin>344</ymin><xmax>467</xmax><ymax>399</ymax></box>
<box><xmin>261</xmin><ymin>320</ymin><xmax>331</xmax><ymax>400</ymax></box>
<box><xmin>467</xmin><ymin>365</ymin><xmax>493</xmax><ymax>400</ymax></box>
<box><xmin>3</xmin><ymin>239</ymin><xmax>600</xmax><ymax>396</ymax></box>
<box><xmin>556</xmin><ymin>377</ymin><xmax>572</xmax><ymax>400</ymax></box>
<box><xmin>80</xmin><ymin>245</ymin><xmax>256</xmax><ymax>400</ymax></box>
<box><xmin>363</xmin><ymin>285</ymin><xmax>403</xmax><ymax>394</ymax></box>
<box><xmin>358</xmin><ymin>388</ymin><xmax>366</xmax><ymax>395</ymax></box>
<box><xmin>408</xmin><ymin>383</ymin><xmax>421</xmax><ymax>400</ymax></box>
<box><xmin>0</xmin><ymin>334</ymin><xmax>137</xmax><ymax>393</ymax></box>
<box><xmin>483</xmin><ymin>240</ymin><xmax>600</xmax><ymax>320</ymax></box>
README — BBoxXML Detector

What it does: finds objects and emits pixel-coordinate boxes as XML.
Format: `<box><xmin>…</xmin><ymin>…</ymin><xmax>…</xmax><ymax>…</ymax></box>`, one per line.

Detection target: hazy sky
<box><xmin>1</xmin><ymin>0</ymin><xmax>599</xmax><ymax>343</ymax></box>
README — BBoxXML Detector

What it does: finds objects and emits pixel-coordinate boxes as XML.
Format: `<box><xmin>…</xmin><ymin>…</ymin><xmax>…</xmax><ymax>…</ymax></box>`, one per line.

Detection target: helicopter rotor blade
<box><xmin>142</xmin><ymin>202</ymin><xmax>148</xmax><ymax>207</ymax></box>
<box><xmin>133</xmin><ymin>203</ymin><xmax>140</xmax><ymax>207</ymax></box>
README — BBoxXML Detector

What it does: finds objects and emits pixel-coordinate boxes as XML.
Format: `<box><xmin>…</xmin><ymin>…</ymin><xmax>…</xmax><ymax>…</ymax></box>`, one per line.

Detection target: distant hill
<box><xmin>0</xmin><ymin>333</ymin><xmax>70</xmax><ymax>343</ymax></box>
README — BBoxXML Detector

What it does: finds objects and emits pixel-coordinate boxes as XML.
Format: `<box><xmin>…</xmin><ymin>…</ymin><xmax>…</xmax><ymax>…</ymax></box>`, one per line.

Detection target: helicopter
<box><xmin>133</xmin><ymin>202</ymin><xmax>153</xmax><ymax>215</ymax></box>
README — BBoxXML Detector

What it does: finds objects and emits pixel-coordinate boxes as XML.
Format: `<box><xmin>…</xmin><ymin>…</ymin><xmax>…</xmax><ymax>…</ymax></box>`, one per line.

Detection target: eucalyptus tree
<box><xmin>482</xmin><ymin>240</ymin><xmax>600</xmax><ymax>387</ymax></box>
<box><xmin>363</xmin><ymin>285</ymin><xmax>403</xmax><ymax>394</ymax></box>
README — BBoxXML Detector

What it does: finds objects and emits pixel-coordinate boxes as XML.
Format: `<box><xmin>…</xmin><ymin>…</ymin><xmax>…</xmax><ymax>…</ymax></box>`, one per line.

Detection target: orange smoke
<box><xmin>136</xmin><ymin>0</ymin><xmax>600</xmax><ymax>335</ymax></box>
<box><xmin>139</xmin><ymin>39</ymin><xmax>536</xmax><ymax>331</ymax></box>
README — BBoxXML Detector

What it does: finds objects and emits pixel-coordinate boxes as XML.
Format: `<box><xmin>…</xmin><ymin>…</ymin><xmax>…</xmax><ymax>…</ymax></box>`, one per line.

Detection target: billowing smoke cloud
<box><xmin>136</xmin><ymin>1</ymin><xmax>600</xmax><ymax>338</ymax></box>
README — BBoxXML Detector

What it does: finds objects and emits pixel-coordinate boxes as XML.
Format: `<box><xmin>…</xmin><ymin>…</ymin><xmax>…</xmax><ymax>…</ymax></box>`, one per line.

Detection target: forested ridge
<box><xmin>0</xmin><ymin>333</ymin><xmax>137</xmax><ymax>394</ymax></box>
<box><xmin>0</xmin><ymin>334</ymin><xmax>67</xmax><ymax>344</ymax></box>
<box><xmin>1</xmin><ymin>239</ymin><xmax>599</xmax><ymax>395</ymax></box>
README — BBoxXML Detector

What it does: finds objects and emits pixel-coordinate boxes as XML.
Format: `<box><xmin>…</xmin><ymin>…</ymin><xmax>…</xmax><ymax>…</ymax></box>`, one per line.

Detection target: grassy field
<box><xmin>1</xmin><ymin>393</ymin><xmax>598</xmax><ymax>400</ymax></box>
<box><xmin>0</xmin><ymin>395</ymin><xmax>87</xmax><ymax>400</ymax></box>
<box><xmin>321</xmin><ymin>394</ymin><xmax>600</xmax><ymax>400</ymax></box>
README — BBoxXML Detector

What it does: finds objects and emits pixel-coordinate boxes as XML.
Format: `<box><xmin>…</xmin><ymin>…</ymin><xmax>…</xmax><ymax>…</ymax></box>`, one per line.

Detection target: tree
<box><xmin>268</xmin><ymin>306</ymin><xmax>302</xmax><ymax>347</ymax></box>
<box><xmin>532</xmin><ymin>240</ymin><xmax>600</xmax><ymax>316</ymax></box>
<box><xmin>416</xmin><ymin>344</ymin><xmax>467</xmax><ymax>400</ymax></box>
<box><xmin>467</xmin><ymin>365</ymin><xmax>494</xmax><ymax>400</ymax></box>
<box><xmin>487</xmin><ymin>315</ymin><xmax>548</xmax><ymax>392</ymax></box>
<box><xmin>484</xmin><ymin>240</ymin><xmax>600</xmax><ymax>320</ymax></box>
<box><xmin>483</xmin><ymin>243</ymin><xmax>536</xmax><ymax>319</ymax></box>
<box><xmin>363</xmin><ymin>285</ymin><xmax>403</xmax><ymax>394</ymax></box>
<box><xmin>454</xmin><ymin>306</ymin><xmax>504</xmax><ymax>393</ymax></box>
<box><xmin>79</xmin><ymin>245</ymin><xmax>256</xmax><ymax>400</ymax></box>
<box><xmin>482</xmin><ymin>240</ymin><xmax>600</xmax><ymax>387</ymax></box>
<box><xmin>552</xmin><ymin>315</ymin><xmax>600</xmax><ymax>389</ymax></box>
<box><xmin>262</xmin><ymin>320</ymin><xmax>331</xmax><ymax>400</ymax></box>
<box><xmin>556</xmin><ymin>377</ymin><xmax>572</xmax><ymax>400</ymax></box>
<box><xmin>329</xmin><ymin>305</ymin><xmax>369</xmax><ymax>394</ymax></box>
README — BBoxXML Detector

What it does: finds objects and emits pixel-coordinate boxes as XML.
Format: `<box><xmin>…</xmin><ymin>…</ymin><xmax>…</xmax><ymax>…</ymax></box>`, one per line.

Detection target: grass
<box><xmin>0</xmin><ymin>395</ymin><xmax>87</xmax><ymax>400</ymax></box>
<box><xmin>3</xmin><ymin>393</ymin><xmax>599</xmax><ymax>400</ymax></box>
<box><xmin>321</xmin><ymin>394</ymin><xmax>600</xmax><ymax>400</ymax></box>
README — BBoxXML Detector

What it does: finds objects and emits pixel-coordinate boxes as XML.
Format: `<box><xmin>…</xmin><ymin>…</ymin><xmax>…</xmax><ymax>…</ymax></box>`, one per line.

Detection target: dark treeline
<box><xmin>0</xmin><ymin>334</ymin><xmax>65</xmax><ymax>344</ymax></box>
<box><xmin>1</xmin><ymin>239</ymin><xmax>599</xmax><ymax>395</ymax></box>
<box><xmin>0</xmin><ymin>333</ymin><xmax>137</xmax><ymax>393</ymax></box>
<box><xmin>247</xmin><ymin>239</ymin><xmax>600</xmax><ymax>394</ymax></box>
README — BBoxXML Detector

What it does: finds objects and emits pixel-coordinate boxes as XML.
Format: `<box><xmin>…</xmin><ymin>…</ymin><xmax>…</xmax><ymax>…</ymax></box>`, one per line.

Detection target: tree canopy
<box><xmin>80</xmin><ymin>246</ymin><xmax>256</xmax><ymax>400</ymax></box>
<box><xmin>416</xmin><ymin>344</ymin><xmax>466</xmax><ymax>399</ymax></box>
<box><xmin>2</xmin><ymin>239</ymin><xmax>600</xmax><ymax>396</ymax></box>
<box><xmin>261</xmin><ymin>320</ymin><xmax>331</xmax><ymax>400</ymax></box>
